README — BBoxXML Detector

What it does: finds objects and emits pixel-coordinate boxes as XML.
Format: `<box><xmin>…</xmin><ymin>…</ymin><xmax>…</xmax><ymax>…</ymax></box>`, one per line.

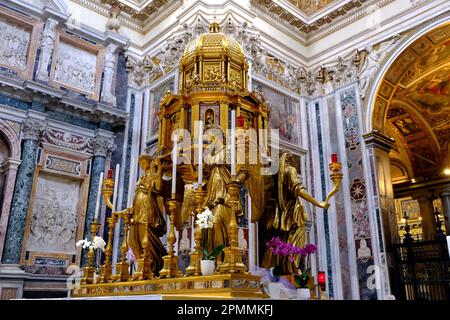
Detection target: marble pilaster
<box><xmin>439</xmin><ymin>189</ymin><xmax>450</xmax><ymax>235</ymax></box>
<box><xmin>1</xmin><ymin>120</ymin><xmax>45</xmax><ymax>264</ymax></box>
<box><xmin>0</xmin><ymin>159</ymin><xmax>21</xmax><ymax>259</ymax></box>
<box><xmin>415</xmin><ymin>192</ymin><xmax>436</xmax><ymax>240</ymax></box>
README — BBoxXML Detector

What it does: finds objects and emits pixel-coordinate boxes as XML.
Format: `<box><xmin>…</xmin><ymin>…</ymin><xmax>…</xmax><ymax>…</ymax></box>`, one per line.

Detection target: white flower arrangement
<box><xmin>196</xmin><ymin>208</ymin><xmax>214</xmax><ymax>229</ymax></box>
<box><xmin>76</xmin><ymin>236</ymin><xmax>106</xmax><ymax>252</ymax></box>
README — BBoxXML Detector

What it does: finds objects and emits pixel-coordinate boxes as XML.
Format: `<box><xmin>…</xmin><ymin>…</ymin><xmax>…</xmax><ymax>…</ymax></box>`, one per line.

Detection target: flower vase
<box><xmin>201</xmin><ymin>260</ymin><xmax>215</xmax><ymax>276</ymax></box>
<box><xmin>297</xmin><ymin>288</ymin><xmax>311</xmax><ymax>300</ymax></box>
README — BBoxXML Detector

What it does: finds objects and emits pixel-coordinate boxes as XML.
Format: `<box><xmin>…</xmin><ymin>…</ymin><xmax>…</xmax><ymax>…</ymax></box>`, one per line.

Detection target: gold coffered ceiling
<box><xmin>287</xmin><ymin>0</ymin><xmax>337</xmax><ymax>15</ymax></box>
<box><xmin>102</xmin><ymin>0</ymin><xmax>171</xmax><ymax>21</ymax></box>
<box><xmin>250</xmin><ymin>0</ymin><xmax>374</xmax><ymax>34</ymax></box>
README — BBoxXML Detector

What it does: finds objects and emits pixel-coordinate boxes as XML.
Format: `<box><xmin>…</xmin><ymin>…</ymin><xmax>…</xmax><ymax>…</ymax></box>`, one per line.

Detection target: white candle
<box><xmin>172</xmin><ymin>134</ymin><xmax>178</xmax><ymax>195</ymax></box>
<box><xmin>231</xmin><ymin>109</ymin><xmax>236</xmax><ymax>177</ymax></box>
<box><xmin>197</xmin><ymin>121</ymin><xmax>203</xmax><ymax>188</ymax></box>
<box><xmin>112</xmin><ymin>164</ymin><xmax>120</xmax><ymax>211</ymax></box>
<box><xmin>94</xmin><ymin>171</ymin><xmax>104</xmax><ymax>220</ymax></box>
<box><xmin>447</xmin><ymin>236</ymin><xmax>450</xmax><ymax>259</ymax></box>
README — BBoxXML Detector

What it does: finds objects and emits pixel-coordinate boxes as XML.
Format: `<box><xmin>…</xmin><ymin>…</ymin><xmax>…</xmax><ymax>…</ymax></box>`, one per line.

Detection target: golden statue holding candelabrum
<box><xmin>72</xmin><ymin>20</ymin><xmax>342</xmax><ymax>299</ymax></box>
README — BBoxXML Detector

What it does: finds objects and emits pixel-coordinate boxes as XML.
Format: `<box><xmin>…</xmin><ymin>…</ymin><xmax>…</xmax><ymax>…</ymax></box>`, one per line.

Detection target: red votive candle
<box><xmin>331</xmin><ymin>154</ymin><xmax>338</xmax><ymax>163</ymax></box>
<box><xmin>237</xmin><ymin>115</ymin><xmax>245</xmax><ymax>128</ymax></box>
<box><xmin>318</xmin><ymin>271</ymin><xmax>326</xmax><ymax>291</ymax></box>
<box><xmin>107</xmin><ymin>169</ymin><xmax>113</xmax><ymax>179</ymax></box>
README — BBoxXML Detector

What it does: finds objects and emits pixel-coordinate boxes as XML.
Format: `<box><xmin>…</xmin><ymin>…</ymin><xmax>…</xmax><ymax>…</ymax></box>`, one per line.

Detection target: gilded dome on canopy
<box><xmin>181</xmin><ymin>21</ymin><xmax>246</xmax><ymax>63</ymax></box>
<box><xmin>180</xmin><ymin>21</ymin><xmax>248</xmax><ymax>94</ymax></box>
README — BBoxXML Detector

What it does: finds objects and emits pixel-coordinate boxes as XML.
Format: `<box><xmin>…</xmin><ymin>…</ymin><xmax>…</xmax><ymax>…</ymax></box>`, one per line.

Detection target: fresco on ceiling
<box><xmin>406</xmin><ymin>66</ymin><xmax>450</xmax><ymax>111</ymax></box>
<box><xmin>392</xmin><ymin>117</ymin><xmax>422</xmax><ymax>136</ymax></box>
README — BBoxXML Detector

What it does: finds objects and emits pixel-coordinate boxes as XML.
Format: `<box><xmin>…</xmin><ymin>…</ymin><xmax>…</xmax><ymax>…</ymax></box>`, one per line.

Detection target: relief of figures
<box><xmin>0</xmin><ymin>19</ymin><xmax>30</xmax><ymax>70</ymax></box>
<box><xmin>54</xmin><ymin>41</ymin><xmax>97</xmax><ymax>94</ymax></box>
<box><xmin>27</xmin><ymin>174</ymin><xmax>81</xmax><ymax>254</ymax></box>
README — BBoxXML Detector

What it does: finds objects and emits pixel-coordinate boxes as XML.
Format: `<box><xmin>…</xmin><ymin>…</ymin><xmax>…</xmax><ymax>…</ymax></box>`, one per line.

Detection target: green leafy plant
<box><xmin>201</xmin><ymin>243</ymin><xmax>225</xmax><ymax>261</ymax></box>
<box><xmin>294</xmin><ymin>267</ymin><xmax>311</xmax><ymax>288</ymax></box>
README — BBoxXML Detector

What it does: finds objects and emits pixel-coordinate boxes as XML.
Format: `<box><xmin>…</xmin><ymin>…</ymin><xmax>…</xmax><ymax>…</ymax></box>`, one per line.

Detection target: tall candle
<box><xmin>112</xmin><ymin>164</ymin><xmax>120</xmax><ymax>211</ymax></box>
<box><xmin>94</xmin><ymin>171</ymin><xmax>104</xmax><ymax>220</ymax></box>
<box><xmin>231</xmin><ymin>109</ymin><xmax>236</xmax><ymax>177</ymax></box>
<box><xmin>172</xmin><ymin>134</ymin><xmax>178</xmax><ymax>195</ymax></box>
<box><xmin>447</xmin><ymin>236</ymin><xmax>450</xmax><ymax>259</ymax></box>
<box><xmin>197</xmin><ymin>121</ymin><xmax>203</xmax><ymax>188</ymax></box>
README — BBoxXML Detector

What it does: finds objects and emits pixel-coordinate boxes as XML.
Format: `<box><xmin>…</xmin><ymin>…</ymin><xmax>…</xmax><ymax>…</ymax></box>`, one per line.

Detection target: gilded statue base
<box><xmin>71</xmin><ymin>274</ymin><xmax>266</xmax><ymax>299</ymax></box>
<box><xmin>159</xmin><ymin>255</ymin><xmax>181</xmax><ymax>278</ymax></box>
<box><xmin>80</xmin><ymin>266</ymin><xmax>95</xmax><ymax>285</ymax></box>
<box><xmin>99</xmin><ymin>265</ymin><xmax>113</xmax><ymax>283</ymax></box>
<box><xmin>132</xmin><ymin>258</ymin><xmax>153</xmax><ymax>281</ymax></box>
<box><xmin>217</xmin><ymin>247</ymin><xmax>247</xmax><ymax>274</ymax></box>
<box><xmin>185</xmin><ymin>251</ymin><xmax>202</xmax><ymax>276</ymax></box>
<box><xmin>113</xmin><ymin>262</ymin><xmax>130</xmax><ymax>282</ymax></box>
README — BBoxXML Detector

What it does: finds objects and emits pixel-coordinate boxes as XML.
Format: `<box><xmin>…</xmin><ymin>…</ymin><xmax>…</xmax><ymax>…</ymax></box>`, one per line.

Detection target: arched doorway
<box><xmin>366</xmin><ymin>20</ymin><xmax>450</xmax><ymax>300</ymax></box>
<box><xmin>0</xmin><ymin>134</ymin><xmax>10</xmax><ymax>210</ymax></box>
<box><xmin>0</xmin><ymin>120</ymin><xmax>21</xmax><ymax>259</ymax></box>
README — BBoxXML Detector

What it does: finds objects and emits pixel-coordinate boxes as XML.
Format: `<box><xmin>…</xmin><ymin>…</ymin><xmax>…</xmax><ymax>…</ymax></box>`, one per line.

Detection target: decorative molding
<box><xmin>70</xmin><ymin>0</ymin><xmax>183</xmax><ymax>34</ymax></box>
<box><xmin>42</xmin><ymin>128</ymin><xmax>94</xmax><ymax>154</ymax></box>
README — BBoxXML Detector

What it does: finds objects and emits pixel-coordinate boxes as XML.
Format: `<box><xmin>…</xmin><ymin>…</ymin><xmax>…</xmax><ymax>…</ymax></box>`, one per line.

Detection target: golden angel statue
<box><xmin>261</xmin><ymin>152</ymin><xmax>330</xmax><ymax>274</ymax></box>
<box><xmin>202</xmin><ymin>137</ymin><xmax>242</xmax><ymax>262</ymax></box>
<box><xmin>115</xmin><ymin>155</ymin><xmax>167</xmax><ymax>276</ymax></box>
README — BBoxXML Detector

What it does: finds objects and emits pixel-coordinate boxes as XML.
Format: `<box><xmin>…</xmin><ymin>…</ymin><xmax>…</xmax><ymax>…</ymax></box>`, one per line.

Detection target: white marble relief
<box><xmin>0</xmin><ymin>18</ymin><xmax>30</xmax><ymax>70</ymax></box>
<box><xmin>54</xmin><ymin>41</ymin><xmax>97</xmax><ymax>94</ymax></box>
<box><xmin>27</xmin><ymin>173</ymin><xmax>81</xmax><ymax>254</ymax></box>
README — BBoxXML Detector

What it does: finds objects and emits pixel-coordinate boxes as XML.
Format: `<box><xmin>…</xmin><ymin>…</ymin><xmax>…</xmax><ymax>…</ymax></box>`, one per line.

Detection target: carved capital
<box><xmin>22</xmin><ymin>120</ymin><xmax>46</xmax><ymax>141</ymax></box>
<box><xmin>92</xmin><ymin>137</ymin><xmax>115</xmax><ymax>157</ymax></box>
<box><xmin>363</xmin><ymin>130</ymin><xmax>395</xmax><ymax>153</ymax></box>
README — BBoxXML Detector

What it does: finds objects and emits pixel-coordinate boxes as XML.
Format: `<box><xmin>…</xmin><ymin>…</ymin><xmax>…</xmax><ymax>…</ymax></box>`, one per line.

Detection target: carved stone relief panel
<box><xmin>0</xmin><ymin>6</ymin><xmax>42</xmax><ymax>80</ymax></box>
<box><xmin>21</xmin><ymin>144</ymin><xmax>91</xmax><ymax>267</ymax></box>
<box><xmin>49</xmin><ymin>31</ymin><xmax>103</xmax><ymax>100</ymax></box>
<box><xmin>26</xmin><ymin>173</ymin><xmax>81</xmax><ymax>255</ymax></box>
<box><xmin>53</xmin><ymin>41</ymin><xmax>97</xmax><ymax>94</ymax></box>
<box><xmin>0</xmin><ymin>18</ymin><xmax>30</xmax><ymax>70</ymax></box>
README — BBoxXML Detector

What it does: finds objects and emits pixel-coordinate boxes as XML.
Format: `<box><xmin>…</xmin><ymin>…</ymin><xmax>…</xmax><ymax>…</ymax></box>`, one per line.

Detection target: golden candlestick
<box><xmin>99</xmin><ymin>177</ymin><xmax>115</xmax><ymax>283</ymax></box>
<box><xmin>159</xmin><ymin>197</ymin><xmax>181</xmax><ymax>278</ymax></box>
<box><xmin>217</xmin><ymin>180</ymin><xmax>246</xmax><ymax>274</ymax></box>
<box><xmin>112</xmin><ymin>209</ymin><xmax>131</xmax><ymax>282</ymax></box>
<box><xmin>185</xmin><ymin>188</ymin><xmax>206</xmax><ymax>276</ymax></box>
<box><xmin>325</xmin><ymin>161</ymin><xmax>343</xmax><ymax>203</ymax></box>
<box><xmin>80</xmin><ymin>219</ymin><xmax>101</xmax><ymax>285</ymax></box>
<box><xmin>100</xmin><ymin>215</ymin><xmax>117</xmax><ymax>283</ymax></box>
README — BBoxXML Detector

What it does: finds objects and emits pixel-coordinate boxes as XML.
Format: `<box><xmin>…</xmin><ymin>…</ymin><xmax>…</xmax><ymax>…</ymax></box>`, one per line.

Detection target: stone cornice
<box><xmin>0</xmin><ymin>78</ymin><xmax>128</xmax><ymax>125</ymax></box>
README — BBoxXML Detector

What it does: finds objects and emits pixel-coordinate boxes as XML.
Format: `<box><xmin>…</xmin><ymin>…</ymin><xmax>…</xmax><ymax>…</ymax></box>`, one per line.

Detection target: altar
<box><xmin>72</xmin><ymin>20</ymin><xmax>341</xmax><ymax>300</ymax></box>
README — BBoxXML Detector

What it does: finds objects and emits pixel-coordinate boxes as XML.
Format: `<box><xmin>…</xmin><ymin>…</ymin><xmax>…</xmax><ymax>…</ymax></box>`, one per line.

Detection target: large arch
<box><xmin>363</xmin><ymin>16</ymin><xmax>450</xmax><ymax>300</ymax></box>
<box><xmin>365</xmin><ymin>15</ymin><xmax>450</xmax><ymax>134</ymax></box>
<box><xmin>0</xmin><ymin>119</ymin><xmax>21</xmax><ymax>259</ymax></box>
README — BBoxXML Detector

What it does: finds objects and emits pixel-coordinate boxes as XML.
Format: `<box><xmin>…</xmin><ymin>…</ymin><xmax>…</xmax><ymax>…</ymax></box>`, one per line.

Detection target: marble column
<box><xmin>81</xmin><ymin>135</ymin><xmax>114</xmax><ymax>265</ymax></box>
<box><xmin>415</xmin><ymin>192</ymin><xmax>436</xmax><ymax>240</ymax></box>
<box><xmin>1</xmin><ymin>121</ymin><xmax>45</xmax><ymax>264</ymax></box>
<box><xmin>440</xmin><ymin>188</ymin><xmax>450</xmax><ymax>234</ymax></box>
